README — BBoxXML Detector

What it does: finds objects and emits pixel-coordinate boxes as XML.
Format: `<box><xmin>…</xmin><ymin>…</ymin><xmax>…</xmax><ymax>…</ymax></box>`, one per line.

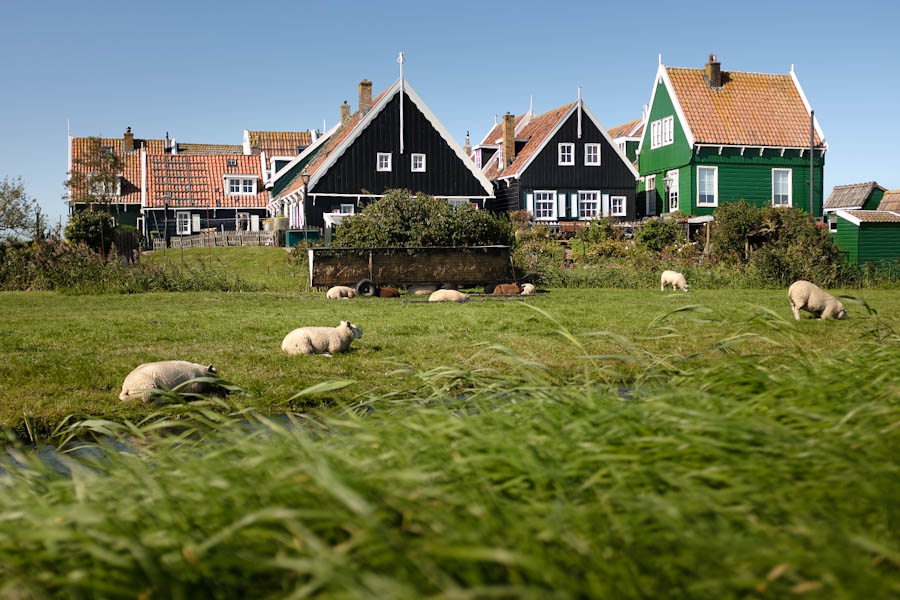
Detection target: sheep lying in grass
<box><xmin>521</xmin><ymin>283</ymin><xmax>535</xmax><ymax>296</ymax></box>
<box><xmin>493</xmin><ymin>283</ymin><xmax>522</xmax><ymax>295</ymax></box>
<box><xmin>788</xmin><ymin>280</ymin><xmax>846</xmax><ymax>320</ymax></box>
<box><xmin>408</xmin><ymin>284</ymin><xmax>437</xmax><ymax>296</ymax></box>
<box><xmin>660</xmin><ymin>270</ymin><xmax>689</xmax><ymax>292</ymax></box>
<box><xmin>378</xmin><ymin>286</ymin><xmax>400</xmax><ymax>298</ymax></box>
<box><xmin>119</xmin><ymin>360</ymin><xmax>218</xmax><ymax>402</ymax></box>
<box><xmin>281</xmin><ymin>321</ymin><xmax>363</xmax><ymax>356</ymax></box>
<box><xmin>428</xmin><ymin>289</ymin><xmax>470</xmax><ymax>303</ymax></box>
<box><xmin>326</xmin><ymin>285</ymin><xmax>357</xmax><ymax>299</ymax></box>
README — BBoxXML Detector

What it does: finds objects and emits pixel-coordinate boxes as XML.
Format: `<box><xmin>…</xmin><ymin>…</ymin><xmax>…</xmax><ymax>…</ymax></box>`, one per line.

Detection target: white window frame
<box><xmin>533</xmin><ymin>190</ymin><xmax>557</xmax><ymax>220</ymax></box>
<box><xmin>611</xmin><ymin>196</ymin><xmax>627</xmax><ymax>217</ymax></box>
<box><xmin>697</xmin><ymin>166</ymin><xmax>718</xmax><ymax>207</ymax></box>
<box><xmin>666</xmin><ymin>169</ymin><xmax>679</xmax><ymax>213</ymax></box>
<box><xmin>828</xmin><ymin>218</ymin><xmax>838</xmax><ymax>233</ymax></box>
<box><xmin>339</xmin><ymin>204</ymin><xmax>355</xmax><ymax>214</ymax></box>
<box><xmin>584</xmin><ymin>143</ymin><xmax>601</xmax><ymax>166</ymax></box>
<box><xmin>411</xmin><ymin>153</ymin><xmax>426</xmax><ymax>172</ymax></box>
<box><xmin>577</xmin><ymin>190</ymin><xmax>600</xmax><ymax>219</ymax></box>
<box><xmin>176</xmin><ymin>211</ymin><xmax>191</xmax><ymax>235</ymax></box>
<box><xmin>558</xmin><ymin>143</ymin><xmax>574</xmax><ymax>166</ymax></box>
<box><xmin>772</xmin><ymin>168</ymin><xmax>792</xmax><ymax>207</ymax></box>
<box><xmin>225</xmin><ymin>176</ymin><xmax>257</xmax><ymax>196</ymax></box>
<box><xmin>377</xmin><ymin>152</ymin><xmax>392</xmax><ymax>172</ymax></box>
<box><xmin>650</xmin><ymin>116</ymin><xmax>674</xmax><ymax>149</ymax></box>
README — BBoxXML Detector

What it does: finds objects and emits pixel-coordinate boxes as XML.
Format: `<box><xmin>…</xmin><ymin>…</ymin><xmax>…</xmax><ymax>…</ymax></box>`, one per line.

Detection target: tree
<box><xmin>64</xmin><ymin>137</ymin><xmax>123</xmax><ymax>258</ymax></box>
<box><xmin>65</xmin><ymin>209</ymin><xmax>116</xmax><ymax>254</ymax></box>
<box><xmin>0</xmin><ymin>176</ymin><xmax>37</xmax><ymax>241</ymax></box>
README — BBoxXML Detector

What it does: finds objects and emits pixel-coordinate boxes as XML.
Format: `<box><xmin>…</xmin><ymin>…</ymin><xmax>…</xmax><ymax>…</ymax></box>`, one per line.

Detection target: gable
<box><xmin>637</xmin><ymin>75</ymin><xmax>692</xmax><ymax>173</ymax></box>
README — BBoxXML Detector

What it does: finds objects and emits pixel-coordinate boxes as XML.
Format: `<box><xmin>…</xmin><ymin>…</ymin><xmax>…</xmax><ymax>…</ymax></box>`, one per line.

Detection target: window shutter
<box><xmin>602</xmin><ymin>194</ymin><xmax>610</xmax><ymax>217</ymax></box>
<box><xmin>191</xmin><ymin>214</ymin><xmax>200</xmax><ymax>233</ymax></box>
<box><xmin>558</xmin><ymin>193</ymin><xmax>566</xmax><ymax>218</ymax></box>
<box><xmin>526</xmin><ymin>193</ymin><xmax>534</xmax><ymax>213</ymax></box>
<box><xmin>571</xmin><ymin>194</ymin><xmax>578</xmax><ymax>217</ymax></box>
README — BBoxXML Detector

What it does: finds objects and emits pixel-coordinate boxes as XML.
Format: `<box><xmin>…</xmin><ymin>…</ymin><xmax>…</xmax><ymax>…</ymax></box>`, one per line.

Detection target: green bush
<box><xmin>636</xmin><ymin>219</ymin><xmax>682</xmax><ymax>252</ymax></box>
<box><xmin>511</xmin><ymin>222</ymin><xmax>564</xmax><ymax>278</ymax></box>
<box><xmin>711</xmin><ymin>200</ymin><xmax>762</xmax><ymax>260</ymax></box>
<box><xmin>64</xmin><ymin>209</ymin><xmax>116</xmax><ymax>254</ymax></box>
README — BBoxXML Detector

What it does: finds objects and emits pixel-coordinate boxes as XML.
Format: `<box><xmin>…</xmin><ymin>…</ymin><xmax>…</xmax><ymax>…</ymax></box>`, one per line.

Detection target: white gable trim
<box><xmin>835</xmin><ymin>210</ymin><xmax>860</xmax><ymax>226</ymax></box>
<box><xmin>626</xmin><ymin>119</ymin><xmax>643</xmax><ymax>137</ymax></box>
<box><xmin>308</xmin><ymin>78</ymin><xmax>493</xmax><ymax>196</ymax></box>
<box><xmin>789</xmin><ymin>67</ymin><xmax>828</xmax><ymax>151</ymax></box>
<box><xmin>270</xmin><ymin>122</ymin><xmax>339</xmax><ymax>186</ymax></box>
<box><xmin>636</xmin><ymin>63</ymin><xmax>695</xmax><ymax>155</ymax></box>
<box><xmin>511</xmin><ymin>102</ymin><xmax>640</xmax><ymax>180</ymax></box>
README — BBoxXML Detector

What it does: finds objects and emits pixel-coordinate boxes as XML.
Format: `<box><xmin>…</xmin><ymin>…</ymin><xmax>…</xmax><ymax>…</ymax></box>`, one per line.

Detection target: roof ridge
<box><xmin>667</xmin><ymin>66</ymin><xmax>791</xmax><ymax>77</ymax></box>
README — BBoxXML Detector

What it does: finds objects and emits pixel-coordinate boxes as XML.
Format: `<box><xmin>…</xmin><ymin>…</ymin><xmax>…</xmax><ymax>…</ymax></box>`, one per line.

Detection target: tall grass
<box><xmin>1</xmin><ymin>308</ymin><xmax>898</xmax><ymax>598</ymax></box>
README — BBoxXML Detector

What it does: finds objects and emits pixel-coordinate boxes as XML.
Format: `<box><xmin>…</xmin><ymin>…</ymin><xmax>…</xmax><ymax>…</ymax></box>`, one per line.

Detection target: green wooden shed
<box><xmin>833</xmin><ymin>210</ymin><xmax>900</xmax><ymax>265</ymax></box>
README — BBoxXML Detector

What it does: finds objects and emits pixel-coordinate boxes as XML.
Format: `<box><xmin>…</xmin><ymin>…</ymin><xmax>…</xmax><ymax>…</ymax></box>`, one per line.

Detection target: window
<box><xmin>411</xmin><ymin>153</ymin><xmax>426</xmax><ymax>172</ymax></box>
<box><xmin>339</xmin><ymin>204</ymin><xmax>355</xmax><ymax>214</ymax></box>
<box><xmin>666</xmin><ymin>169</ymin><xmax>679</xmax><ymax>213</ymax></box>
<box><xmin>611</xmin><ymin>196</ymin><xmax>626</xmax><ymax>217</ymax></box>
<box><xmin>448</xmin><ymin>198</ymin><xmax>469</xmax><ymax>208</ymax></box>
<box><xmin>828</xmin><ymin>218</ymin><xmax>838</xmax><ymax>233</ymax></box>
<box><xmin>645</xmin><ymin>175</ymin><xmax>657</xmax><ymax>215</ymax></box>
<box><xmin>226</xmin><ymin>177</ymin><xmax>256</xmax><ymax>195</ymax></box>
<box><xmin>88</xmin><ymin>174</ymin><xmax>121</xmax><ymax>197</ymax></box>
<box><xmin>534</xmin><ymin>191</ymin><xmax>557</xmax><ymax>220</ymax></box>
<box><xmin>242</xmin><ymin>179</ymin><xmax>254</xmax><ymax>194</ymax></box>
<box><xmin>578</xmin><ymin>191</ymin><xmax>600</xmax><ymax>219</ymax></box>
<box><xmin>176</xmin><ymin>211</ymin><xmax>190</xmax><ymax>235</ymax></box>
<box><xmin>585</xmin><ymin>144</ymin><xmax>601</xmax><ymax>166</ymax></box>
<box><xmin>772</xmin><ymin>169</ymin><xmax>792</xmax><ymax>207</ymax></box>
<box><xmin>650</xmin><ymin>116</ymin><xmax>674</xmax><ymax>149</ymax></box>
<box><xmin>377</xmin><ymin>152</ymin><xmax>392</xmax><ymax>172</ymax></box>
<box><xmin>558</xmin><ymin>143</ymin><xmax>574</xmax><ymax>166</ymax></box>
<box><xmin>697</xmin><ymin>166</ymin><xmax>718</xmax><ymax>206</ymax></box>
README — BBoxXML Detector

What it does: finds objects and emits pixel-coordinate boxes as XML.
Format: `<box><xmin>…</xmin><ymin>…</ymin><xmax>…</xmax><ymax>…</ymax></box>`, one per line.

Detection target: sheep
<box><xmin>660</xmin><ymin>270</ymin><xmax>689</xmax><ymax>292</ymax></box>
<box><xmin>493</xmin><ymin>283</ymin><xmax>522</xmax><ymax>295</ymax></box>
<box><xmin>119</xmin><ymin>360</ymin><xmax>218</xmax><ymax>402</ymax></box>
<box><xmin>408</xmin><ymin>284</ymin><xmax>437</xmax><ymax>296</ymax></box>
<box><xmin>428</xmin><ymin>289</ymin><xmax>470</xmax><ymax>303</ymax></box>
<box><xmin>326</xmin><ymin>285</ymin><xmax>357</xmax><ymax>300</ymax></box>
<box><xmin>378</xmin><ymin>286</ymin><xmax>400</xmax><ymax>298</ymax></box>
<box><xmin>281</xmin><ymin>320</ymin><xmax>363</xmax><ymax>356</ymax></box>
<box><xmin>788</xmin><ymin>280</ymin><xmax>846</xmax><ymax>320</ymax></box>
<box><xmin>520</xmin><ymin>283</ymin><xmax>536</xmax><ymax>296</ymax></box>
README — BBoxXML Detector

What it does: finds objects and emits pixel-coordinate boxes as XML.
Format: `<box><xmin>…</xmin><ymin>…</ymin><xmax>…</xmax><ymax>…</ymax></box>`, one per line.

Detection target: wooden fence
<box><xmin>153</xmin><ymin>232</ymin><xmax>275</xmax><ymax>250</ymax></box>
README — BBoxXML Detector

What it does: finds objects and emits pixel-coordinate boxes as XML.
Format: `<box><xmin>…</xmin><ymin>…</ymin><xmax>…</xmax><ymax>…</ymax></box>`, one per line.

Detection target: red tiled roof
<box><xmin>248</xmin><ymin>131</ymin><xmax>313</xmax><ymax>156</ymax></box>
<box><xmin>478</xmin><ymin>114</ymin><xmax>527</xmax><ymax>146</ymax></box>
<box><xmin>481</xmin><ymin>103</ymin><xmax>575</xmax><ymax>180</ymax></box>
<box><xmin>177</xmin><ymin>143</ymin><xmax>243</xmax><ymax>155</ymax></box>
<box><xmin>877</xmin><ymin>190</ymin><xmax>900</xmax><ymax>212</ymax></box>
<box><xmin>69</xmin><ymin>136</ymin><xmax>163</xmax><ymax>204</ymax></box>
<box><xmin>666</xmin><ymin>67</ymin><xmax>823</xmax><ymax>147</ymax></box>
<box><xmin>145</xmin><ymin>154</ymin><xmax>267</xmax><ymax>209</ymax></box>
<box><xmin>607</xmin><ymin>118</ymin><xmax>643</xmax><ymax>139</ymax></box>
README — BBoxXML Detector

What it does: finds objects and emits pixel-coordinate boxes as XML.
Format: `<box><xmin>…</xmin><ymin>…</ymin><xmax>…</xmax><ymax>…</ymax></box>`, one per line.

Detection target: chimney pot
<box><xmin>358</xmin><ymin>79</ymin><xmax>373</xmax><ymax>114</ymax></box>
<box><xmin>502</xmin><ymin>113</ymin><xmax>516</xmax><ymax>169</ymax></box>
<box><xmin>705</xmin><ymin>53</ymin><xmax>722</xmax><ymax>88</ymax></box>
<box><xmin>340</xmin><ymin>101</ymin><xmax>351</xmax><ymax>126</ymax></box>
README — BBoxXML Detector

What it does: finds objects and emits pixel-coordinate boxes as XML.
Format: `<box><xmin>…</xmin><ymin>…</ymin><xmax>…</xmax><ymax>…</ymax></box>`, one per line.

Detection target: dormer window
<box><xmin>225</xmin><ymin>176</ymin><xmax>257</xmax><ymax>195</ymax></box>
<box><xmin>558</xmin><ymin>143</ymin><xmax>574</xmax><ymax>166</ymax></box>
<box><xmin>377</xmin><ymin>153</ymin><xmax>392</xmax><ymax>172</ymax></box>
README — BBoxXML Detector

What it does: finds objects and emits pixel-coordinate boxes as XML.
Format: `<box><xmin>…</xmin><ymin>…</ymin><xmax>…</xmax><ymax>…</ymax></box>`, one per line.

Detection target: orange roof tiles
<box><xmin>481</xmin><ymin>103</ymin><xmax>575</xmax><ymax>180</ymax></box>
<box><xmin>478</xmin><ymin>114</ymin><xmax>527</xmax><ymax>146</ymax></box>
<box><xmin>842</xmin><ymin>210</ymin><xmax>900</xmax><ymax>223</ymax></box>
<box><xmin>70</xmin><ymin>136</ymin><xmax>162</xmax><ymax>204</ymax></box>
<box><xmin>877</xmin><ymin>190</ymin><xmax>900</xmax><ymax>212</ymax></box>
<box><xmin>248</xmin><ymin>131</ymin><xmax>313</xmax><ymax>156</ymax></box>
<box><xmin>145</xmin><ymin>154</ymin><xmax>267</xmax><ymax>209</ymax></box>
<box><xmin>177</xmin><ymin>143</ymin><xmax>243</xmax><ymax>155</ymax></box>
<box><xmin>666</xmin><ymin>67</ymin><xmax>823</xmax><ymax>148</ymax></box>
<box><xmin>607</xmin><ymin>118</ymin><xmax>643</xmax><ymax>139</ymax></box>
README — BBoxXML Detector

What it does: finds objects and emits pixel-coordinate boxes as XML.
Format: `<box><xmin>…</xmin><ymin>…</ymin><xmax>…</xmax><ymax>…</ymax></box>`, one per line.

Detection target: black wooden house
<box><xmin>274</xmin><ymin>78</ymin><xmax>494</xmax><ymax>230</ymax></box>
<box><xmin>476</xmin><ymin>95</ymin><xmax>640</xmax><ymax>222</ymax></box>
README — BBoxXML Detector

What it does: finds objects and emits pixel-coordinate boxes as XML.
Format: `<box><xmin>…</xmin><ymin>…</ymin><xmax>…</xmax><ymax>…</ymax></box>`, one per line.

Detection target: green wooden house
<box><xmin>635</xmin><ymin>55</ymin><xmax>827</xmax><ymax>217</ymax></box>
<box><xmin>824</xmin><ymin>182</ymin><xmax>887</xmax><ymax>234</ymax></box>
<box><xmin>832</xmin><ymin>209</ymin><xmax>900</xmax><ymax>265</ymax></box>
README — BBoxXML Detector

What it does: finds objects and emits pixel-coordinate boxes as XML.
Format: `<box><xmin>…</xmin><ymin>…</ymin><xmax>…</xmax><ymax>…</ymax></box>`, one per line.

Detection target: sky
<box><xmin>2</xmin><ymin>0</ymin><xmax>899</xmax><ymax>225</ymax></box>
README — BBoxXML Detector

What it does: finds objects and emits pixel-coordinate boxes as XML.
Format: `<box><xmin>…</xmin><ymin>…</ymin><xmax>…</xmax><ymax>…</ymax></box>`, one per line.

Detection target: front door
<box><xmin>667</xmin><ymin>170</ymin><xmax>679</xmax><ymax>212</ymax></box>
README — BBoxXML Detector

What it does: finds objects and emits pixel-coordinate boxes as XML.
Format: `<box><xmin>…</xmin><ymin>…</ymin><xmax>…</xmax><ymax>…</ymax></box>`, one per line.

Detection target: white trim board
<box><xmin>790</xmin><ymin>67</ymin><xmax>827</xmax><ymax>151</ymax></box>
<box><xmin>270</xmin><ymin>122</ymin><xmax>340</xmax><ymax>187</ymax></box>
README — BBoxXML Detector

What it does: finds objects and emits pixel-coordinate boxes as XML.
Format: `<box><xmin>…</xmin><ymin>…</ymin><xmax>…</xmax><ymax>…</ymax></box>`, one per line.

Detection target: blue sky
<box><xmin>2</xmin><ymin>0</ymin><xmax>898</xmax><ymax>224</ymax></box>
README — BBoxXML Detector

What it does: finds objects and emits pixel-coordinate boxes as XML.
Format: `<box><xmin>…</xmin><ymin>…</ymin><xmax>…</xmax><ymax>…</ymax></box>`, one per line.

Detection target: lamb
<box><xmin>378</xmin><ymin>286</ymin><xmax>400</xmax><ymax>298</ymax></box>
<box><xmin>119</xmin><ymin>360</ymin><xmax>218</xmax><ymax>402</ymax></box>
<box><xmin>326</xmin><ymin>285</ymin><xmax>357</xmax><ymax>299</ymax></box>
<box><xmin>520</xmin><ymin>283</ymin><xmax>536</xmax><ymax>296</ymax></box>
<box><xmin>428</xmin><ymin>289</ymin><xmax>470</xmax><ymax>303</ymax></box>
<box><xmin>408</xmin><ymin>284</ymin><xmax>437</xmax><ymax>296</ymax></box>
<box><xmin>788</xmin><ymin>280</ymin><xmax>846</xmax><ymax>320</ymax></box>
<box><xmin>660</xmin><ymin>270</ymin><xmax>689</xmax><ymax>292</ymax></box>
<box><xmin>281</xmin><ymin>320</ymin><xmax>363</xmax><ymax>356</ymax></box>
<box><xmin>493</xmin><ymin>283</ymin><xmax>522</xmax><ymax>295</ymax></box>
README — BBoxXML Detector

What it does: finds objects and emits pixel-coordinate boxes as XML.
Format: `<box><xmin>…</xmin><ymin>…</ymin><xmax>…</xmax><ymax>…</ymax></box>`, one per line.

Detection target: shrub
<box><xmin>711</xmin><ymin>200</ymin><xmax>763</xmax><ymax>260</ymax></box>
<box><xmin>511</xmin><ymin>223</ymin><xmax>564</xmax><ymax>278</ymax></box>
<box><xmin>65</xmin><ymin>209</ymin><xmax>116</xmax><ymax>254</ymax></box>
<box><xmin>636</xmin><ymin>219</ymin><xmax>681</xmax><ymax>252</ymax></box>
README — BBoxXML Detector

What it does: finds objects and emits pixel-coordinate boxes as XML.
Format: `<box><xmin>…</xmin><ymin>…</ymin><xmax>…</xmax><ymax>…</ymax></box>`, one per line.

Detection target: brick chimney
<box><xmin>502</xmin><ymin>113</ymin><xmax>516</xmax><ymax>169</ymax></box>
<box><xmin>705</xmin><ymin>53</ymin><xmax>722</xmax><ymax>88</ymax></box>
<box><xmin>358</xmin><ymin>79</ymin><xmax>373</xmax><ymax>114</ymax></box>
<box><xmin>340</xmin><ymin>100</ymin><xmax>351</xmax><ymax>126</ymax></box>
<box><xmin>123</xmin><ymin>126</ymin><xmax>134</xmax><ymax>152</ymax></box>
<box><xmin>463</xmin><ymin>131</ymin><xmax>471</xmax><ymax>156</ymax></box>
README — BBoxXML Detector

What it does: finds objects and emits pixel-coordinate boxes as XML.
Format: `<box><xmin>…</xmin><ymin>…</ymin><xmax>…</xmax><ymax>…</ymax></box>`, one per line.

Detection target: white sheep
<box><xmin>119</xmin><ymin>360</ymin><xmax>218</xmax><ymax>402</ymax></box>
<box><xmin>326</xmin><ymin>285</ymin><xmax>357</xmax><ymax>300</ymax></box>
<box><xmin>428</xmin><ymin>289</ymin><xmax>470</xmax><ymax>303</ymax></box>
<box><xmin>520</xmin><ymin>283</ymin><xmax>535</xmax><ymax>296</ymax></box>
<box><xmin>281</xmin><ymin>320</ymin><xmax>363</xmax><ymax>356</ymax></box>
<box><xmin>408</xmin><ymin>284</ymin><xmax>438</xmax><ymax>295</ymax></box>
<box><xmin>788</xmin><ymin>280</ymin><xmax>846</xmax><ymax>320</ymax></box>
<box><xmin>660</xmin><ymin>270</ymin><xmax>689</xmax><ymax>292</ymax></box>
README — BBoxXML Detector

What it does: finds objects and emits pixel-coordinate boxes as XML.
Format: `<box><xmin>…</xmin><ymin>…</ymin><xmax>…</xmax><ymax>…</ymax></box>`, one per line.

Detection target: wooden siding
<box><xmin>863</xmin><ymin>188</ymin><xmax>885</xmax><ymax>211</ymax></box>
<box><xmin>518</xmin><ymin>109</ymin><xmax>636</xmax><ymax>220</ymax></box>
<box><xmin>270</xmin><ymin>148</ymin><xmax>325</xmax><ymax>198</ymax></box>
<box><xmin>637</xmin><ymin>79</ymin><xmax>692</xmax><ymax>175</ymax></box>
<box><xmin>834</xmin><ymin>218</ymin><xmax>859</xmax><ymax>264</ymax></box>
<box><xmin>488</xmin><ymin>180</ymin><xmax>519</xmax><ymax>213</ymax></box>
<box><xmin>312</xmin><ymin>93</ymin><xmax>488</xmax><ymax>198</ymax></box>
<box><xmin>859</xmin><ymin>223</ymin><xmax>900</xmax><ymax>264</ymax></box>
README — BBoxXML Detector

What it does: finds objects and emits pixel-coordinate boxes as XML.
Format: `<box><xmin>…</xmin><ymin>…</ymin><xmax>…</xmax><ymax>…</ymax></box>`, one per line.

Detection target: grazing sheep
<box><xmin>326</xmin><ymin>285</ymin><xmax>357</xmax><ymax>300</ymax></box>
<box><xmin>119</xmin><ymin>360</ymin><xmax>218</xmax><ymax>402</ymax></box>
<box><xmin>428</xmin><ymin>289</ymin><xmax>470</xmax><ymax>303</ymax></box>
<box><xmin>520</xmin><ymin>283</ymin><xmax>536</xmax><ymax>296</ymax></box>
<box><xmin>660</xmin><ymin>270</ymin><xmax>689</xmax><ymax>292</ymax></box>
<box><xmin>788</xmin><ymin>280</ymin><xmax>846</xmax><ymax>320</ymax></box>
<box><xmin>493</xmin><ymin>283</ymin><xmax>522</xmax><ymax>295</ymax></box>
<box><xmin>281</xmin><ymin>321</ymin><xmax>363</xmax><ymax>356</ymax></box>
<box><xmin>378</xmin><ymin>286</ymin><xmax>400</xmax><ymax>298</ymax></box>
<box><xmin>408</xmin><ymin>284</ymin><xmax>438</xmax><ymax>296</ymax></box>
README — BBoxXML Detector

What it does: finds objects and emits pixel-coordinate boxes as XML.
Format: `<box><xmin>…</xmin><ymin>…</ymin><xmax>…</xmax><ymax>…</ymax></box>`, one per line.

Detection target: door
<box><xmin>646</xmin><ymin>175</ymin><xmax>657</xmax><ymax>215</ymax></box>
<box><xmin>250</xmin><ymin>214</ymin><xmax>260</xmax><ymax>232</ymax></box>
